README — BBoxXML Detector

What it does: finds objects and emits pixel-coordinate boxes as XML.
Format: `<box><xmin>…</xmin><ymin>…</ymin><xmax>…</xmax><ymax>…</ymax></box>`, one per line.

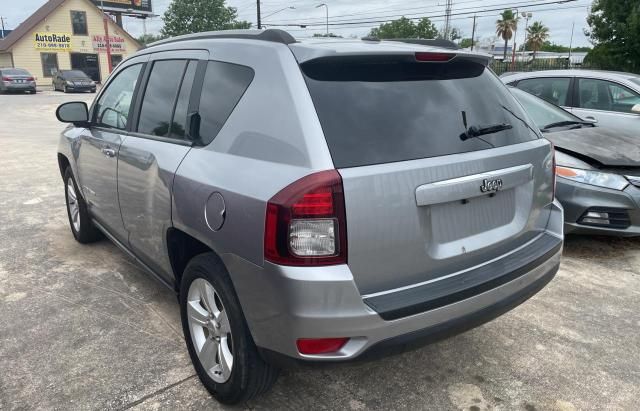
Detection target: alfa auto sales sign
<box><xmin>34</xmin><ymin>32</ymin><xmax>72</xmax><ymax>51</ymax></box>
<box><xmin>92</xmin><ymin>35</ymin><xmax>126</xmax><ymax>52</ymax></box>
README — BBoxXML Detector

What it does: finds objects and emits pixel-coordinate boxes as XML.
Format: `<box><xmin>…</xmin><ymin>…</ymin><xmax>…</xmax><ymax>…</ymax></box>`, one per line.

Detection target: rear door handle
<box><xmin>101</xmin><ymin>148</ymin><xmax>116</xmax><ymax>158</ymax></box>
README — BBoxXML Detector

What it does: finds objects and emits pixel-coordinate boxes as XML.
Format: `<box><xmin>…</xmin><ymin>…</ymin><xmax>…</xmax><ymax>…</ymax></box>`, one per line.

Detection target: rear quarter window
<box><xmin>302</xmin><ymin>56</ymin><xmax>540</xmax><ymax>168</ymax></box>
<box><xmin>197</xmin><ymin>61</ymin><xmax>254</xmax><ymax>145</ymax></box>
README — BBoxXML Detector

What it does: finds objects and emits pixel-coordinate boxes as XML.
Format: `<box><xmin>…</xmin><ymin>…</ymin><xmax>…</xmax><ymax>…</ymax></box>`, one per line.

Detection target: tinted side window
<box><xmin>137</xmin><ymin>60</ymin><xmax>187</xmax><ymax>137</ymax></box>
<box><xmin>171</xmin><ymin>61</ymin><xmax>197</xmax><ymax>139</ymax></box>
<box><xmin>198</xmin><ymin>61</ymin><xmax>254</xmax><ymax>145</ymax></box>
<box><xmin>578</xmin><ymin>78</ymin><xmax>640</xmax><ymax>113</ymax></box>
<box><xmin>94</xmin><ymin>64</ymin><xmax>142</xmax><ymax>130</ymax></box>
<box><xmin>516</xmin><ymin>77</ymin><xmax>571</xmax><ymax>106</ymax></box>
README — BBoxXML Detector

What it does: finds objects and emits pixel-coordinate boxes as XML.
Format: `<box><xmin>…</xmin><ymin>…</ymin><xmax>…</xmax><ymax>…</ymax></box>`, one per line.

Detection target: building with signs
<box><xmin>0</xmin><ymin>0</ymin><xmax>143</xmax><ymax>86</ymax></box>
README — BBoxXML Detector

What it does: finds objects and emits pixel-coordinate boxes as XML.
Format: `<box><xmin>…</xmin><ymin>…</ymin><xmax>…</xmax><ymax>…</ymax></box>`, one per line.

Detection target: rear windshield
<box><xmin>2</xmin><ymin>68</ymin><xmax>29</xmax><ymax>76</ymax></box>
<box><xmin>302</xmin><ymin>57</ymin><xmax>540</xmax><ymax>168</ymax></box>
<box><xmin>63</xmin><ymin>70</ymin><xmax>90</xmax><ymax>78</ymax></box>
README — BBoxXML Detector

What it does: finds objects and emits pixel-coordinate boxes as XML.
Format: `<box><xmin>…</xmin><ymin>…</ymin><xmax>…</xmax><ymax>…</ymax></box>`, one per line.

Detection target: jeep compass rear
<box><xmin>56</xmin><ymin>31</ymin><xmax>563</xmax><ymax>405</ymax></box>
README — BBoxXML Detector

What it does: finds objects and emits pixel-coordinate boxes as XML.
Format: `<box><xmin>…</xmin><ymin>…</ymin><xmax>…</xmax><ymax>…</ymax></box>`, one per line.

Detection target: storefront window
<box><xmin>111</xmin><ymin>55</ymin><xmax>123</xmax><ymax>68</ymax></box>
<box><xmin>40</xmin><ymin>53</ymin><xmax>59</xmax><ymax>77</ymax></box>
<box><xmin>71</xmin><ymin>11</ymin><xmax>88</xmax><ymax>35</ymax></box>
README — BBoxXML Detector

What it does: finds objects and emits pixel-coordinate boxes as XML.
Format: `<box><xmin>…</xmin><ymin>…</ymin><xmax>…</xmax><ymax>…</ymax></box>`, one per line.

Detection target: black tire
<box><xmin>63</xmin><ymin>167</ymin><xmax>102</xmax><ymax>243</ymax></box>
<box><xmin>180</xmin><ymin>253</ymin><xmax>279</xmax><ymax>404</ymax></box>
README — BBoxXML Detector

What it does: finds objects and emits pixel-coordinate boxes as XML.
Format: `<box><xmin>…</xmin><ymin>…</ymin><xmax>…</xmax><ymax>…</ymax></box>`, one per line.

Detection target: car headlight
<box><xmin>556</xmin><ymin>166</ymin><xmax>629</xmax><ymax>191</ymax></box>
<box><xmin>66</xmin><ymin>81</ymin><xmax>74</xmax><ymax>86</ymax></box>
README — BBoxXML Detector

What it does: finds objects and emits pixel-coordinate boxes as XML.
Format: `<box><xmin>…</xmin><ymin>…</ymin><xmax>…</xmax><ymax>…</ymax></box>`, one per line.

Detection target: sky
<box><xmin>2</xmin><ymin>0</ymin><xmax>594</xmax><ymax>47</ymax></box>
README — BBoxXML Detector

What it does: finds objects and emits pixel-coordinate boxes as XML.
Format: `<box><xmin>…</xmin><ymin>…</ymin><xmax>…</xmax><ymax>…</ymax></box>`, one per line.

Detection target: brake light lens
<box><xmin>265</xmin><ymin>170</ymin><xmax>347</xmax><ymax>266</ymax></box>
<box><xmin>2</xmin><ymin>76</ymin><xmax>11</xmax><ymax>81</ymax></box>
<box><xmin>551</xmin><ymin>143</ymin><xmax>557</xmax><ymax>200</ymax></box>
<box><xmin>297</xmin><ymin>338</ymin><xmax>349</xmax><ymax>355</ymax></box>
<box><xmin>415</xmin><ymin>52</ymin><xmax>455</xmax><ymax>62</ymax></box>
<box><xmin>26</xmin><ymin>76</ymin><xmax>35</xmax><ymax>81</ymax></box>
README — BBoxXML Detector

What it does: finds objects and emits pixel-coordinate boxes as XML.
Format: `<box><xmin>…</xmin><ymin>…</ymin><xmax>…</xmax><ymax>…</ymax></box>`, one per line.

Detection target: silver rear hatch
<box><xmin>301</xmin><ymin>53</ymin><xmax>554</xmax><ymax>295</ymax></box>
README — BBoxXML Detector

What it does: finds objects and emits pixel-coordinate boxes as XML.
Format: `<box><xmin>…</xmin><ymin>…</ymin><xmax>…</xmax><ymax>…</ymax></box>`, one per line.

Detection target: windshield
<box><xmin>302</xmin><ymin>57</ymin><xmax>539</xmax><ymax>168</ymax></box>
<box><xmin>509</xmin><ymin>87</ymin><xmax>583</xmax><ymax>130</ymax></box>
<box><xmin>2</xmin><ymin>68</ymin><xmax>30</xmax><ymax>76</ymax></box>
<box><xmin>63</xmin><ymin>70</ymin><xmax>90</xmax><ymax>79</ymax></box>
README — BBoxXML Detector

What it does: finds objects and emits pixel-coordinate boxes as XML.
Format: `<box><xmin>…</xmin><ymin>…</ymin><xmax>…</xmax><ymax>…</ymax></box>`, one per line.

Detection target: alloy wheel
<box><xmin>187</xmin><ymin>278</ymin><xmax>234</xmax><ymax>383</ymax></box>
<box><xmin>66</xmin><ymin>179</ymin><xmax>80</xmax><ymax>232</ymax></box>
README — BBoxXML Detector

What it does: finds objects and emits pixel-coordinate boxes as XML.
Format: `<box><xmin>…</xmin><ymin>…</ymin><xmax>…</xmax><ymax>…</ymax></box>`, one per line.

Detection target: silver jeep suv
<box><xmin>55</xmin><ymin>30</ymin><xmax>563</xmax><ymax>404</ymax></box>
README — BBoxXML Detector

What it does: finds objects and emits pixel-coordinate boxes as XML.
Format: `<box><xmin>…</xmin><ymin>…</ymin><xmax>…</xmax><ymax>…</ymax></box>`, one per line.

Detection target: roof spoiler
<box><xmin>148</xmin><ymin>29</ymin><xmax>296</xmax><ymax>48</ymax></box>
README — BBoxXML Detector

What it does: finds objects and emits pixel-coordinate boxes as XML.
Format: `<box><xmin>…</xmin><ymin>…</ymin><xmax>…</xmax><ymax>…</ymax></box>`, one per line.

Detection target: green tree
<box><xmin>526</xmin><ymin>21</ymin><xmax>550</xmax><ymax>59</ymax></box>
<box><xmin>136</xmin><ymin>34</ymin><xmax>167</xmax><ymax>45</ymax></box>
<box><xmin>312</xmin><ymin>33</ymin><xmax>342</xmax><ymax>38</ymax></box>
<box><xmin>585</xmin><ymin>0</ymin><xmax>640</xmax><ymax>73</ymax></box>
<box><xmin>448</xmin><ymin>27</ymin><xmax>463</xmax><ymax>42</ymax></box>
<box><xmin>415</xmin><ymin>18</ymin><xmax>439</xmax><ymax>39</ymax></box>
<box><xmin>369</xmin><ymin>17</ymin><xmax>438</xmax><ymax>39</ymax></box>
<box><xmin>459</xmin><ymin>38</ymin><xmax>475</xmax><ymax>49</ymax></box>
<box><xmin>161</xmin><ymin>0</ymin><xmax>251</xmax><ymax>37</ymax></box>
<box><xmin>496</xmin><ymin>9</ymin><xmax>519</xmax><ymax>60</ymax></box>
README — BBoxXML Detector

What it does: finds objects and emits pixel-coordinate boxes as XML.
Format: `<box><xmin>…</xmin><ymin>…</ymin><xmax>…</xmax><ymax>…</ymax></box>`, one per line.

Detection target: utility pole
<box><xmin>0</xmin><ymin>16</ymin><xmax>6</xmax><ymax>39</ymax></box>
<box><xmin>521</xmin><ymin>12</ymin><xmax>532</xmax><ymax>53</ymax></box>
<box><xmin>100</xmin><ymin>0</ymin><xmax>113</xmax><ymax>73</ymax></box>
<box><xmin>568</xmin><ymin>21</ymin><xmax>575</xmax><ymax>68</ymax></box>
<box><xmin>257</xmin><ymin>0</ymin><xmax>262</xmax><ymax>29</ymax></box>
<box><xmin>443</xmin><ymin>0</ymin><xmax>453</xmax><ymax>40</ymax></box>
<box><xmin>316</xmin><ymin>4</ymin><xmax>329</xmax><ymax>36</ymax></box>
<box><xmin>470</xmin><ymin>14</ymin><xmax>477</xmax><ymax>51</ymax></box>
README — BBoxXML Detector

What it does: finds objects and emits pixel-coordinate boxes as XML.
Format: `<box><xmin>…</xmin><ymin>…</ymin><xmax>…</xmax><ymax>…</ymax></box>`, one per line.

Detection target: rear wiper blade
<box><xmin>460</xmin><ymin>123</ymin><xmax>513</xmax><ymax>141</ymax></box>
<box><xmin>542</xmin><ymin>120</ymin><xmax>593</xmax><ymax>131</ymax></box>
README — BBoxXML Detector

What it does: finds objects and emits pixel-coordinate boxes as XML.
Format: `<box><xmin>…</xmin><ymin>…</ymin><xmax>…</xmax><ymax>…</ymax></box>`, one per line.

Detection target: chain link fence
<box><xmin>490</xmin><ymin>58</ymin><xmax>602</xmax><ymax>76</ymax></box>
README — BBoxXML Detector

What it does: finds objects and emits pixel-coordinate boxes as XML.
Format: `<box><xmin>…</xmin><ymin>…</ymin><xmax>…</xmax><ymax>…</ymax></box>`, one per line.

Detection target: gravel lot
<box><xmin>1</xmin><ymin>90</ymin><xmax>639</xmax><ymax>410</ymax></box>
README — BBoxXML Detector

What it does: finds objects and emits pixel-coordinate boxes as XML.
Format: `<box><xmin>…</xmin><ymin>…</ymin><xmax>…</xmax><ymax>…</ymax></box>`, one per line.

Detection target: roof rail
<box><xmin>148</xmin><ymin>29</ymin><xmax>296</xmax><ymax>48</ymax></box>
<box><xmin>386</xmin><ymin>38</ymin><xmax>460</xmax><ymax>50</ymax></box>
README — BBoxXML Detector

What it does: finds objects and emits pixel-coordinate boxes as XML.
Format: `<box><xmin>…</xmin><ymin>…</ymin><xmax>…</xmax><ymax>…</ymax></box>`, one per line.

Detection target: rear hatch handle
<box><xmin>415</xmin><ymin>164</ymin><xmax>533</xmax><ymax>207</ymax></box>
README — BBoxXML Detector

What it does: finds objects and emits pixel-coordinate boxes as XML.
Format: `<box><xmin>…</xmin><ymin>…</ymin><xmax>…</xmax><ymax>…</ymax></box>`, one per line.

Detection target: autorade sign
<box><xmin>34</xmin><ymin>32</ymin><xmax>72</xmax><ymax>51</ymax></box>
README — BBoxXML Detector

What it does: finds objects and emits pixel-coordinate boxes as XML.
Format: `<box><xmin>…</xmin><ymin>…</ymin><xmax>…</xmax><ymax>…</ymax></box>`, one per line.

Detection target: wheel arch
<box><xmin>57</xmin><ymin>153</ymin><xmax>71</xmax><ymax>180</ymax></box>
<box><xmin>166</xmin><ymin>227</ymin><xmax>226</xmax><ymax>292</ymax></box>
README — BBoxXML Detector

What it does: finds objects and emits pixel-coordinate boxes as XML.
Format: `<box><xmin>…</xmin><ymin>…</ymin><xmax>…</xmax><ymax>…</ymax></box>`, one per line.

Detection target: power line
<box><xmin>264</xmin><ymin>0</ymin><xmax>557</xmax><ymax>24</ymax></box>
<box><xmin>268</xmin><ymin>3</ymin><xmax>589</xmax><ymax>32</ymax></box>
<box><xmin>266</xmin><ymin>0</ymin><xmax>585</xmax><ymax>27</ymax></box>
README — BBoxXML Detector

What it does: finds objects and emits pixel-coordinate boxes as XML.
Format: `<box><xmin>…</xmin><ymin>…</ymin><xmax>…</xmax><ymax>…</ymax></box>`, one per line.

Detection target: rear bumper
<box><xmin>65</xmin><ymin>85</ymin><xmax>96</xmax><ymax>92</ymax></box>
<box><xmin>225</xmin><ymin>201</ymin><xmax>564</xmax><ymax>365</ymax></box>
<box><xmin>558</xmin><ymin>177</ymin><xmax>640</xmax><ymax>237</ymax></box>
<box><xmin>2</xmin><ymin>82</ymin><xmax>36</xmax><ymax>91</ymax></box>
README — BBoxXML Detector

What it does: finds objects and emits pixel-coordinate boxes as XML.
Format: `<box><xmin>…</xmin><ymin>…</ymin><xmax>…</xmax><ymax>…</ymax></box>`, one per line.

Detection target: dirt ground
<box><xmin>1</xmin><ymin>90</ymin><xmax>639</xmax><ymax>410</ymax></box>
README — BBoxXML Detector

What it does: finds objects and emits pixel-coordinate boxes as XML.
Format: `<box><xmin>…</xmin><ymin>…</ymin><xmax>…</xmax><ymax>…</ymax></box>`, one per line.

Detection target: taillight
<box><xmin>2</xmin><ymin>76</ymin><xmax>11</xmax><ymax>81</ymax></box>
<box><xmin>297</xmin><ymin>338</ymin><xmax>349</xmax><ymax>355</ymax></box>
<box><xmin>550</xmin><ymin>142</ymin><xmax>557</xmax><ymax>200</ymax></box>
<box><xmin>415</xmin><ymin>52</ymin><xmax>455</xmax><ymax>62</ymax></box>
<box><xmin>265</xmin><ymin>170</ymin><xmax>347</xmax><ymax>266</ymax></box>
<box><xmin>26</xmin><ymin>77</ymin><xmax>35</xmax><ymax>81</ymax></box>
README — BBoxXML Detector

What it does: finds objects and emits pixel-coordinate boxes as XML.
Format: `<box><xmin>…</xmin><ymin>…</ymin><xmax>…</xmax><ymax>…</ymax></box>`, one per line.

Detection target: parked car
<box><xmin>502</xmin><ymin>70</ymin><xmax>640</xmax><ymax>134</ymax></box>
<box><xmin>55</xmin><ymin>30</ymin><xmax>563</xmax><ymax>404</ymax></box>
<box><xmin>53</xmin><ymin>69</ymin><xmax>96</xmax><ymax>93</ymax></box>
<box><xmin>510</xmin><ymin>87</ymin><xmax>640</xmax><ymax>236</ymax></box>
<box><xmin>0</xmin><ymin>67</ymin><xmax>36</xmax><ymax>94</ymax></box>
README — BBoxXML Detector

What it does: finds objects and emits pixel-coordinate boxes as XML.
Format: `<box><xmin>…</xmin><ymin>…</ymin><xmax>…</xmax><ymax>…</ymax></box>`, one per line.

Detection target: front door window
<box><xmin>94</xmin><ymin>64</ymin><xmax>143</xmax><ymax>130</ymax></box>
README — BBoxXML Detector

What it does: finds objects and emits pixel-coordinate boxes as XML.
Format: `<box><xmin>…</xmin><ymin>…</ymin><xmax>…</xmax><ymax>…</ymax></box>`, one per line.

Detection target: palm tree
<box><xmin>496</xmin><ymin>10</ymin><xmax>519</xmax><ymax>60</ymax></box>
<box><xmin>527</xmin><ymin>21</ymin><xmax>550</xmax><ymax>60</ymax></box>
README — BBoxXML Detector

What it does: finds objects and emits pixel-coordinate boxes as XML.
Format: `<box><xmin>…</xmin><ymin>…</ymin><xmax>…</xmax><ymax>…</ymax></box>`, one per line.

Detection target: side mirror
<box><xmin>582</xmin><ymin>116</ymin><xmax>598</xmax><ymax>124</ymax></box>
<box><xmin>56</xmin><ymin>101</ymin><xmax>89</xmax><ymax>126</ymax></box>
<box><xmin>631</xmin><ymin>104</ymin><xmax>640</xmax><ymax>114</ymax></box>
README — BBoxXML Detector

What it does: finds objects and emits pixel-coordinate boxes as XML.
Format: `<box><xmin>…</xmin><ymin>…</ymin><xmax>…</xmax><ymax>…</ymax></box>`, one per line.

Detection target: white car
<box><xmin>501</xmin><ymin>70</ymin><xmax>640</xmax><ymax>134</ymax></box>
